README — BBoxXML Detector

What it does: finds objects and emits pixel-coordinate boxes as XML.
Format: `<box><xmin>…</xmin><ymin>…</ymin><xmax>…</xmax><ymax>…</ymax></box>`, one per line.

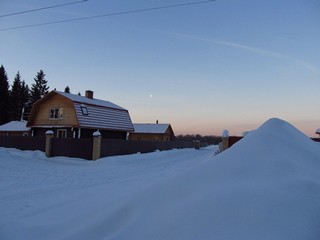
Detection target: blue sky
<box><xmin>1</xmin><ymin>0</ymin><xmax>319</xmax><ymax>136</ymax></box>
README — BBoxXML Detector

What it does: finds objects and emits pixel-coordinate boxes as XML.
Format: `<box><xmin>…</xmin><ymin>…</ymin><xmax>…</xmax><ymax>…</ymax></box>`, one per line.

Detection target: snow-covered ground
<box><xmin>1</xmin><ymin>118</ymin><xmax>320</xmax><ymax>240</ymax></box>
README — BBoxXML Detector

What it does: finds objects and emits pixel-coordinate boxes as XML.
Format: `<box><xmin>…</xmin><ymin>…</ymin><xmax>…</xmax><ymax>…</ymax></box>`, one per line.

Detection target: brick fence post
<box><xmin>45</xmin><ymin>130</ymin><xmax>54</xmax><ymax>157</ymax></box>
<box><xmin>92</xmin><ymin>131</ymin><xmax>102</xmax><ymax>160</ymax></box>
<box><xmin>194</xmin><ymin>140</ymin><xmax>201</xmax><ymax>150</ymax></box>
<box><xmin>219</xmin><ymin>129</ymin><xmax>229</xmax><ymax>152</ymax></box>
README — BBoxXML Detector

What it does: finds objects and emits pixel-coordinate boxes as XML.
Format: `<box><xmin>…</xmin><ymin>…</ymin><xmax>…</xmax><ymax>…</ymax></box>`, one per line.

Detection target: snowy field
<box><xmin>1</xmin><ymin>118</ymin><xmax>320</xmax><ymax>240</ymax></box>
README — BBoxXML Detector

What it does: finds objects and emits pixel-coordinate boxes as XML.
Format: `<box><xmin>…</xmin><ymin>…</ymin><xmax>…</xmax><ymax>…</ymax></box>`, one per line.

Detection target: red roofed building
<box><xmin>129</xmin><ymin>123</ymin><xmax>175</xmax><ymax>141</ymax></box>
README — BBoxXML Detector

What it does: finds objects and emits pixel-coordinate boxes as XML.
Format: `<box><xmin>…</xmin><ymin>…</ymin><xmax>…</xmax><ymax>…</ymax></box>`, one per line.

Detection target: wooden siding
<box><xmin>33</xmin><ymin>128</ymin><xmax>76</xmax><ymax>138</ymax></box>
<box><xmin>29</xmin><ymin>94</ymin><xmax>78</xmax><ymax>127</ymax></box>
<box><xmin>129</xmin><ymin>133</ymin><xmax>172</xmax><ymax>141</ymax></box>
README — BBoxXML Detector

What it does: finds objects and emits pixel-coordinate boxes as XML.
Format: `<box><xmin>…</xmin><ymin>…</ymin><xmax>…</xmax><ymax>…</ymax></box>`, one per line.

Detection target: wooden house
<box><xmin>27</xmin><ymin>90</ymin><xmax>134</xmax><ymax>139</ymax></box>
<box><xmin>0</xmin><ymin>121</ymin><xmax>31</xmax><ymax>136</ymax></box>
<box><xmin>129</xmin><ymin>123</ymin><xmax>175</xmax><ymax>141</ymax></box>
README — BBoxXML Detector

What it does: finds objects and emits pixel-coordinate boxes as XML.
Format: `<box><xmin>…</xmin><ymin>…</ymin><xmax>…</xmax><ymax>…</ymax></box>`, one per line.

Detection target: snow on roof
<box><xmin>0</xmin><ymin>121</ymin><xmax>30</xmax><ymax>132</ymax></box>
<box><xmin>133</xmin><ymin>123</ymin><xmax>171</xmax><ymax>134</ymax></box>
<box><xmin>56</xmin><ymin>91</ymin><xmax>126</xmax><ymax>110</ymax></box>
<box><xmin>75</xmin><ymin>102</ymin><xmax>134</xmax><ymax>132</ymax></box>
<box><xmin>54</xmin><ymin>91</ymin><xmax>134</xmax><ymax>132</ymax></box>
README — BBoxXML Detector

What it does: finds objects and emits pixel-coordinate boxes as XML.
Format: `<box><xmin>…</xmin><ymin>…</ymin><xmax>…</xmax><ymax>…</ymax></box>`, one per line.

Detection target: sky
<box><xmin>1</xmin><ymin>0</ymin><xmax>319</xmax><ymax>136</ymax></box>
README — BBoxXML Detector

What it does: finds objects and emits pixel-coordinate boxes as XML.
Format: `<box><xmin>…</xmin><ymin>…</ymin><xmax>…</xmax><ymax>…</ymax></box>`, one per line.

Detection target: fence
<box><xmin>51</xmin><ymin>138</ymin><xmax>93</xmax><ymax>160</ymax></box>
<box><xmin>100</xmin><ymin>139</ymin><xmax>196</xmax><ymax>157</ymax></box>
<box><xmin>0</xmin><ymin>134</ymin><xmax>201</xmax><ymax>160</ymax></box>
<box><xmin>0</xmin><ymin>136</ymin><xmax>45</xmax><ymax>152</ymax></box>
<box><xmin>219</xmin><ymin>136</ymin><xmax>320</xmax><ymax>152</ymax></box>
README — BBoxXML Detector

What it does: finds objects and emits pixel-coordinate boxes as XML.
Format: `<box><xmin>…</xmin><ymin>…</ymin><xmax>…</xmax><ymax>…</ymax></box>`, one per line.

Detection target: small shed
<box><xmin>0</xmin><ymin>121</ymin><xmax>31</xmax><ymax>136</ymax></box>
<box><xmin>129</xmin><ymin>123</ymin><xmax>174</xmax><ymax>141</ymax></box>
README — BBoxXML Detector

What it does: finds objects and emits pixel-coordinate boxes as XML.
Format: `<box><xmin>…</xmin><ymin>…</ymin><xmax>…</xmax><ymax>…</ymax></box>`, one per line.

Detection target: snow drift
<box><xmin>101</xmin><ymin>118</ymin><xmax>320</xmax><ymax>240</ymax></box>
<box><xmin>1</xmin><ymin>118</ymin><xmax>320</xmax><ymax>240</ymax></box>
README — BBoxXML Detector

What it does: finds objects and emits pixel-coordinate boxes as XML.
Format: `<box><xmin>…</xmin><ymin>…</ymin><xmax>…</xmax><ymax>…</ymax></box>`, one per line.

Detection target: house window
<box><xmin>49</xmin><ymin>108</ymin><xmax>63</xmax><ymax>119</ymax></box>
<box><xmin>57</xmin><ymin>129</ymin><xmax>67</xmax><ymax>138</ymax></box>
<box><xmin>80</xmin><ymin>104</ymin><xmax>88</xmax><ymax>115</ymax></box>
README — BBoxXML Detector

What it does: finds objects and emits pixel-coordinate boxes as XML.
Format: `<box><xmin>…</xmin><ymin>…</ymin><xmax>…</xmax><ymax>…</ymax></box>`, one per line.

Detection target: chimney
<box><xmin>85</xmin><ymin>90</ymin><xmax>94</xmax><ymax>99</ymax></box>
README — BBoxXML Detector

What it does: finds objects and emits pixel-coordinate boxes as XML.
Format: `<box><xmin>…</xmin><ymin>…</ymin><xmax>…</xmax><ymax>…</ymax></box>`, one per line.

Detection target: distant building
<box><xmin>0</xmin><ymin>121</ymin><xmax>31</xmax><ymax>136</ymax></box>
<box><xmin>27</xmin><ymin>90</ymin><xmax>134</xmax><ymax>139</ymax></box>
<box><xmin>316</xmin><ymin>129</ymin><xmax>320</xmax><ymax>137</ymax></box>
<box><xmin>129</xmin><ymin>123</ymin><xmax>175</xmax><ymax>141</ymax></box>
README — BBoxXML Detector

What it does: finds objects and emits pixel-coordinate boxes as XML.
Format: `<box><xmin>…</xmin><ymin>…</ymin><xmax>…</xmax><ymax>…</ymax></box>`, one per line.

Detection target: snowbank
<box><xmin>102</xmin><ymin>118</ymin><xmax>320</xmax><ymax>240</ymax></box>
<box><xmin>1</xmin><ymin>118</ymin><xmax>320</xmax><ymax>240</ymax></box>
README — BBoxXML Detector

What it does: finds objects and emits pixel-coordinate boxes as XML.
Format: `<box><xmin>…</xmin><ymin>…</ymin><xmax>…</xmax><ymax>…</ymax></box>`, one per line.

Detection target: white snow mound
<box><xmin>103</xmin><ymin>118</ymin><xmax>320</xmax><ymax>240</ymax></box>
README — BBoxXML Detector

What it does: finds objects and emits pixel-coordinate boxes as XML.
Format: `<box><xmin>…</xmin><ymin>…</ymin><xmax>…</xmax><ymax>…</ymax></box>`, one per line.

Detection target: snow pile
<box><xmin>103</xmin><ymin>118</ymin><xmax>320</xmax><ymax>240</ymax></box>
<box><xmin>1</xmin><ymin>118</ymin><xmax>320</xmax><ymax>240</ymax></box>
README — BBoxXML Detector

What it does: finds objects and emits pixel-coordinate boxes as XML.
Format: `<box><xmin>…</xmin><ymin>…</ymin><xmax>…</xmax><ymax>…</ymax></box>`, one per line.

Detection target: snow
<box><xmin>93</xmin><ymin>130</ymin><xmax>101</xmax><ymax>136</ymax></box>
<box><xmin>1</xmin><ymin>118</ymin><xmax>320</xmax><ymax>240</ymax></box>
<box><xmin>316</xmin><ymin>128</ymin><xmax>320</xmax><ymax>134</ymax></box>
<box><xmin>133</xmin><ymin>123</ymin><xmax>170</xmax><ymax>134</ymax></box>
<box><xmin>222</xmin><ymin>129</ymin><xmax>229</xmax><ymax>137</ymax></box>
<box><xmin>56</xmin><ymin>91</ymin><xmax>126</xmax><ymax>111</ymax></box>
<box><xmin>45</xmin><ymin>130</ymin><xmax>54</xmax><ymax>135</ymax></box>
<box><xmin>0</xmin><ymin>121</ymin><xmax>30</xmax><ymax>132</ymax></box>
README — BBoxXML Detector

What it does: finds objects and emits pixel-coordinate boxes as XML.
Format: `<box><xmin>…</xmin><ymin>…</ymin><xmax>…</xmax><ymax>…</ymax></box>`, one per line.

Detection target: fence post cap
<box><xmin>45</xmin><ymin>130</ymin><xmax>54</xmax><ymax>135</ymax></box>
<box><xmin>222</xmin><ymin>129</ymin><xmax>229</xmax><ymax>138</ymax></box>
<box><xmin>93</xmin><ymin>130</ymin><xmax>101</xmax><ymax>137</ymax></box>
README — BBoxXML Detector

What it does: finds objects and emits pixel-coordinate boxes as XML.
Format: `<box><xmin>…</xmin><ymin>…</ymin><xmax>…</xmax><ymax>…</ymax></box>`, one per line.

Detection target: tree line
<box><xmin>0</xmin><ymin>65</ymin><xmax>56</xmax><ymax>125</ymax></box>
<box><xmin>175</xmin><ymin>134</ymin><xmax>222</xmax><ymax>145</ymax></box>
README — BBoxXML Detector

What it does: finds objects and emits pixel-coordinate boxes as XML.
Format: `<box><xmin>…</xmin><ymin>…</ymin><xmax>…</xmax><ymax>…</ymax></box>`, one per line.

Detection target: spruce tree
<box><xmin>30</xmin><ymin>70</ymin><xmax>49</xmax><ymax>104</ymax></box>
<box><xmin>21</xmin><ymin>80</ymin><xmax>30</xmax><ymax>107</ymax></box>
<box><xmin>0</xmin><ymin>65</ymin><xmax>10</xmax><ymax>124</ymax></box>
<box><xmin>21</xmin><ymin>80</ymin><xmax>31</xmax><ymax>121</ymax></box>
<box><xmin>64</xmin><ymin>86</ymin><xmax>70</xmax><ymax>93</ymax></box>
<box><xmin>10</xmin><ymin>72</ymin><xmax>23</xmax><ymax>120</ymax></box>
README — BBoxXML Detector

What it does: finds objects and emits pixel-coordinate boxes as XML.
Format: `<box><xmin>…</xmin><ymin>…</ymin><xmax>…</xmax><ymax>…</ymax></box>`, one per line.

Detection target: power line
<box><xmin>0</xmin><ymin>0</ymin><xmax>88</xmax><ymax>18</ymax></box>
<box><xmin>0</xmin><ymin>0</ymin><xmax>215</xmax><ymax>32</ymax></box>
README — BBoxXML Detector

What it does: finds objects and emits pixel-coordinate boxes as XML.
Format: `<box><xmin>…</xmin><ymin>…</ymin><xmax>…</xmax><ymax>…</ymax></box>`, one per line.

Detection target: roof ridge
<box><xmin>55</xmin><ymin>90</ymin><xmax>126</xmax><ymax>111</ymax></box>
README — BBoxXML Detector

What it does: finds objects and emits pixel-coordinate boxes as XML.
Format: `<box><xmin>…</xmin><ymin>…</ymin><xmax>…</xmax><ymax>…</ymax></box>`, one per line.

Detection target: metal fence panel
<box><xmin>51</xmin><ymin>138</ymin><xmax>93</xmax><ymax>160</ymax></box>
<box><xmin>0</xmin><ymin>136</ymin><xmax>45</xmax><ymax>152</ymax></box>
<box><xmin>100</xmin><ymin>140</ymin><xmax>194</xmax><ymax>157</ymax></box>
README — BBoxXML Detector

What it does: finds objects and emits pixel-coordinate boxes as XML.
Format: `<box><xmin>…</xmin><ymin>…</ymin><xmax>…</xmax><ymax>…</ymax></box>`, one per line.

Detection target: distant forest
<box><xmin>175</xmin><ymin>135</ymin><xmax>222</xmax><ymax>145</ymax></box>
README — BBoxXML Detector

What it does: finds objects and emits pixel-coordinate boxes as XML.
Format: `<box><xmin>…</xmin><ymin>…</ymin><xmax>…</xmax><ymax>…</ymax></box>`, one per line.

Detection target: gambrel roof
<box><xmin>57</xmin><ymin>91</ymin><xmax>126</xmax><ymax>110</ymax></box>
<box><xmin>27</xmin><ymin>91</ymin><xmax>134</xmax><ymax>132</ymax></box>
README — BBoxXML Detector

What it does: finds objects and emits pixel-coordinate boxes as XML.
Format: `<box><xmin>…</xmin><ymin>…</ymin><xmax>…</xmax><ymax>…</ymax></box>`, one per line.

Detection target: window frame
<box><xmin>57</xmin><ymin>129</ymin><xmax>67</xmax><ymax>138</ymax></box>
<box><xmin>49</xmin><ymin>108</ymin><xmax>63</xmax><ymax>120</ymax></box>
<box><xmin>80</xmin><ymin>104</ymin><xmax>89</xmax><ymax>115</ymax></box>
